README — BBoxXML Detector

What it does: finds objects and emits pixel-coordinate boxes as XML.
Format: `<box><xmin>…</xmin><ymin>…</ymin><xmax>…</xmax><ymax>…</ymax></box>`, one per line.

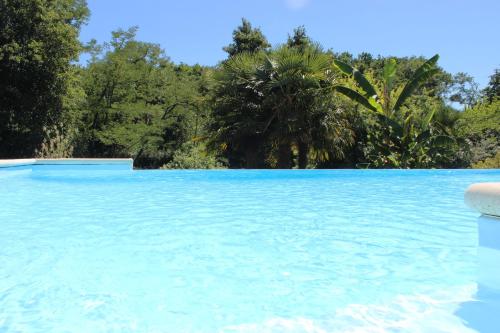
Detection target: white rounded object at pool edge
<box><xmin>465</xmin><ymin>183</ymin><xmax>500</xmax><ymax>218</ymax></box>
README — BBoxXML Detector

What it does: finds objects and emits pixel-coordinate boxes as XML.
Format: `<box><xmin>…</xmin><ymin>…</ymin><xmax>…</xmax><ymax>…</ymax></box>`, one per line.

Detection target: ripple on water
<box><xmin>1</xmin><ymin>168</ymin><xmax>500</xmax><ymax>332</ymax></box>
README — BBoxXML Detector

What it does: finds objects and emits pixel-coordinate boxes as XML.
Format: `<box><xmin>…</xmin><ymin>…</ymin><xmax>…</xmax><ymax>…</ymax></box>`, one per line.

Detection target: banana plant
<box><xmin>333</xmin><ymin>54</ymin><xmax>440</xmax><ymax>118</ymax></box>
<box><xmin>332</xmin><ymin>54</ymin><xmax>455</xmax><ymax>168</ymax></box>
<box><xmin>367</xmin><ymin>108</ymin><xmax>455</xmax><ymax>168</ymax></box>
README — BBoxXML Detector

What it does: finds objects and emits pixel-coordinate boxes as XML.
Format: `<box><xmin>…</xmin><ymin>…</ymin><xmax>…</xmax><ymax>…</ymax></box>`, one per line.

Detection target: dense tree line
<box><xmin>0</xmin><ymin>0</ymin><xmax>89</xmax><ymax>157</ymax></box>
<box><xmin>1</xmin><ymin>1</ymin><xmax>498</xmax><ymax>169</ymax></box>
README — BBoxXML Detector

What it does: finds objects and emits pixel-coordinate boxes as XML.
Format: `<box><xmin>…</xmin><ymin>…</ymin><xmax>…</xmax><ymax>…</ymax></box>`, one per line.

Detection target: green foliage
<box><xmin>483</xmin><ymin>69</ymin><xmax>500</xmax><ymax>103</ymax></box>
<box><xmin>466</xmin><ymin>137</ymin><xmax>500</xmax><ymax>164</ymax></box>
<box><xmin>210</xmin><ymin>51</ymin><xmax>270</xmax><ymax>168</ymax></box>
<box><xmin>393</xmin><ymin>55</ymin><xmax>440</xmax><ymax>112</ymax></box>
<box><xmin>333</xmin><ymin>55</ymin><xmax>463</xmax><ymax>168</ymax></box>
<box><xmin>223</xmin><ymin>18</ymin><xmax>270</xmax><ymax>57</ymax></box>
<box><xmin>457</xmin><ymin>99</ymin><xmax>500</xmax><ymax>138</ymax></box>
<box><xmin>35</xmin><ymin>125</ymin><xmax>75</xmax><ymax>158</ymax></box>
<box><xmin>212</xmin><ymin>42</ymin><xmax>353</xmax><ymax>169</ymax></box>
<box><xmin>448</xmin><ymin>72</ymin><xmax>480</xmax><ymax>108</ymax></box>
<box><xmin>363</xmin><ymin>107</ymin><xmax>460</xmax><ymax>168</ymax></box>
<box><xmin>0</xmin><ymin>0</ymin><xmax>89</xmax><ymax>157</ymax></box>
<box><xmin>472</xmin><ymin>151</ymin><xmax>500</xmax><ymax>169</ymax></box>
<box><xmin>334</xmin><ymin>55</ymin><xmax>440</xmax><ymax>115</ymax></box>
<box><xmin>1</xmin><ymin>9</ymin><xmax>495</xmax><ymax>170</ymax></box>
<box><xmin>259</xmin><ymin>44</ymin><xmax>353</xmax><ymax>168</ymax></box>
<box><xmin>73</xmin><ymin>27</ymin><xmax>211</xmax><ymax>168</ymax></box>
<box><xmin>333</xmin><ymin>86</ymin><xmax>378</xmax><ymax>113</ymax></box>
<box><xmin>161</xmin><ymin>142</ymin><xmax>226</xmax><ymax>169</ymax></box>
<box><xmin>287</xmin><ymin>26</ymin><xmax>311</xmax><ymax>50</ymax></box>
<box><xmin>456</xmin><ymin>99</ymin><xmax>500</xmax><ymax>164</ymax></box>
<box><xmin>333</xmin><ymin>59</ymin><xmax>378</xmax><ymax>103</ymax></box>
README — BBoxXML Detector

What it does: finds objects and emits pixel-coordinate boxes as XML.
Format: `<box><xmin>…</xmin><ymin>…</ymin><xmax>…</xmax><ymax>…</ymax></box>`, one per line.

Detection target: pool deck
<box><xmin>0</xmin><ymin>158</ymin><xmax>134</xmax><ymax>168</ymax></box>
<box><xmin>465</xmin><ymin>183</ymin><xmax>500</xmax><ymax>218</ymax></box>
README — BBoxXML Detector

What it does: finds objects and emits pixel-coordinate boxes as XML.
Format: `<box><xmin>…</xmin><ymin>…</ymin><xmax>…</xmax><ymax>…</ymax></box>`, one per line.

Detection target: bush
<box><xmin>467</xmin><ymin>137</ymin><xmax>500</xmax><ymax>164</ymax></box>
<box><xmin>456</xmin><ymin>99</ymin><xmax>500</xmax><ymax>138</ymax></box>
<box><xmin>161</xmin><ymin>142</ymin><xmax>226</xmax><ymax>169</ymax></box>
<box><xmin>35</xmin><ymin>125</ymin><xmax>74</xmax><ymax>158</ymax></box>
<box><xmin>472</xmin><ymin>151</ymin><xmax>500</xmax><ymax>169</ymax></box>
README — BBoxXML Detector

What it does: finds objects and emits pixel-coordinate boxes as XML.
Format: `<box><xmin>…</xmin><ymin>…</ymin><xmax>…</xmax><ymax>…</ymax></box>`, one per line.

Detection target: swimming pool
<box><xmin>1</xmin><ymin>165</ymin><xmax>499</xmax><ymax>332</ymax></box>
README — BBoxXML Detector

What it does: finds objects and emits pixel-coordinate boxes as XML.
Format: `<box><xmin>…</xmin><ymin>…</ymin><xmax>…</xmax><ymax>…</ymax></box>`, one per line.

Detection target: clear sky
<box><xmin>80</xmin><ymin>0</ymin><xmax>499</xmax><ymax>87</ymax></box>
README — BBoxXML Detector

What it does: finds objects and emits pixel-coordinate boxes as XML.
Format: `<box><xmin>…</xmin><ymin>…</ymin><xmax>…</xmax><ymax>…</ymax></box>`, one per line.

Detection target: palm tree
<box><xmin>211</xmin><ymin>51</ymin><xmax>269</xmax><ymax>168</ymax></box>
<box><xmin>212</xmin><ymin>45</ymin><xmax>353</xmax><ymax>169</ymax></box>
<box><xmin>262</xmin><ymin>45</ymin><xmax>351</xmax><ymax>168</ymax></box>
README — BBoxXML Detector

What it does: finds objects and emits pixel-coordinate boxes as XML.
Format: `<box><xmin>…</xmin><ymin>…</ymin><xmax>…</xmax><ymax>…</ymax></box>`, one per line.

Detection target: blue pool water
<box><xmin>1</xmin><ymin>166</ymin><xmax>500</xmax><ymax>332</ymax></box>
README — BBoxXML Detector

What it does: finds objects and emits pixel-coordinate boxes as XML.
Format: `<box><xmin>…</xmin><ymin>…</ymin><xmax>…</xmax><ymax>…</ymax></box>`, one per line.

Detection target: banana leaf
<box><xmin>393</xmin><ymin>54</ymin><xmax>439</xmax><ymax>111</ymax></box>
<box><xmin>383</xmin><ymin>58</ymin><xmax>397</xmax><ymax>92</ymax></box>
<box><xmin>334</xmin><ymin>86</ymin><xmax>378</xmax><ymax>113</ymax></box>
<box><xmin>431</xmin><ymin>135</ymin><xmax>455</xmax><ymax>146</ymax></box>
<box><xmin>333</xmin><ymin>59</ymin><xmax>378</xmax><ymax>99</ymax></box>
<box><xmin>394</xmin><ymin>68</ymin><xmax>439</xmax><ymax>111</ymax></box>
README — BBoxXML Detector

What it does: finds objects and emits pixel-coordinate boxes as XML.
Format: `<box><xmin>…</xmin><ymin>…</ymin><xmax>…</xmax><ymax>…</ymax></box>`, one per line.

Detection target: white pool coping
<box><xmin>465</xmin><ymin>183</ymin><xmax>500</xmax><ymax>218</ymax></box>
<box><xmin>0</xmin><ymin>158</ymin><xmax>133</xmax><ymax>168</ymax></box>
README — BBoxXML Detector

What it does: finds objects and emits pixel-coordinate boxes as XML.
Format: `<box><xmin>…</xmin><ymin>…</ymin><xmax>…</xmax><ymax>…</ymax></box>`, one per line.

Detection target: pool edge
<box><xmin>0</xmin><ymin>158</ymin><xmax>134</xmax><ymax>169</ymax></box>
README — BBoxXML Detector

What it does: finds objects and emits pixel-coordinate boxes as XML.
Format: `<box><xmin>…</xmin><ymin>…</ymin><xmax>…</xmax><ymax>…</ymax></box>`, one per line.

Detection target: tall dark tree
<box><xmin>483</xmin><ymin>69</ymin><xmax>500</xmax><ymax>103</ymax></box>
<box><xmin>223</xmin><ymin>18</ymin><xmax>270</xmax><ymax>57</ymax></box>
<box><xmin>211</xmin><ymin>52</ymin><xmax>269</xmax><ymax>168</ymax></box>
<box><xmin>287</xmin><ymin>26</ymin><xmax>311</xmax><ymax>50</ymax></box>
<box><xmin>0</xmin><ymin>0</ymin><xmax>89</xmax><ymax>157</ymax></box>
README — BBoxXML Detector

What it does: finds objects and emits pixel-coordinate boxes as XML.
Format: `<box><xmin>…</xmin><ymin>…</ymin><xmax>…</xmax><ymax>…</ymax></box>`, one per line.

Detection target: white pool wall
<box><xmin>478</xmin><ymin>215</ymin><xmax>500</xmax><ymax>293</ymax></box>
<box><xmin>465</xmin><ymin>183</ymin><xmax>500</xmax><ymax>293</ymax></box>
<box><xmin>0</xmin><ymin>158</ymin><xmax>134</xmax><ymax>169</ymax></box>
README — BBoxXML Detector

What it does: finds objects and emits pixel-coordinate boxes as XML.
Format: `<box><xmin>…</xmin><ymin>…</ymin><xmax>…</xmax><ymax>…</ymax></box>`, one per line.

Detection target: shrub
<box><xmin>161</xmin><ymin>142</ymin><xmax>226</xmax><ymax>169</ymax></box>
<box><xmin>472</xmin><ymin>151</ymin><xmax>500</xmax><ymax>169</ymax></box>
<box><xmin>36</xmin><ymin>125</ymin><xmax>74</xmax><ymax>158</ymax></box>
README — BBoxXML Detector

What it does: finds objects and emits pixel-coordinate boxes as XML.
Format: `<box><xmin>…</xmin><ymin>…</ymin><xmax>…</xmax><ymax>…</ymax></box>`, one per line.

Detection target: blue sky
<box><xmin>80</xmin><ymin>0</ymin><xmax>499</xmax><ymax>87</ymax></box>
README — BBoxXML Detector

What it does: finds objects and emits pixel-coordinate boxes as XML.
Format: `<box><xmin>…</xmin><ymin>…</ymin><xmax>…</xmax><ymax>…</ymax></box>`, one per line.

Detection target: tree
<box><xmin>262</xmin><ymin>45</ymin><xmax>351</xmax><ymax>168</ymax></box>
<box><xmin>223</xmin><ymin>18</ymin><xmax>270</xmax><ymax>57</ymax></box>
<box><xmin>483</xmin><ymin>69</ymin><xmax>500</xmax><ymax>103</ymax></box>
<box><xmin>287</xmin><ymin>26</ymin><xmax>311</xmax><ymax>50</ymax></box>
<box><xmin>0</xmin><ymin>9</ymin><xmax>475</xmax><ymax>169</ymax></box>
<box><xmin>75</xmin><ymin>27</ymin><xmax>212</xmax><ymax>168</ymax></box>
<box><xmin>456</xmin><ymin>99</ymin><xmax>500</xmax><ymax>164</ymax></box>
<box><xmin>212</xmin><ymin>44</ymin><xmax>353</xmax><ymax>169</ymax></box>
<box><xmin>0</xmin><ymin>0</ymin><xmax>89</xmax><ymax>157</ymax></box>
<box><xmin>456</xmin><ymin>99</ymin><xmax>500</xmax><ymax>139</ymax></box>
<box><xmin>211</xmin><ymin>51</ymin><xmax>270</xmax><ymax>168</ymax></box>
<box><xmin>448</xmin><ymin>72</ymin><xmax>480</xmax><ymax>109</ymax></box>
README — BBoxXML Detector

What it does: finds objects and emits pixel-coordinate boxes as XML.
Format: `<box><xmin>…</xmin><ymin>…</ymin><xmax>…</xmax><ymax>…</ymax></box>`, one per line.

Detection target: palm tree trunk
<box><xmin>277</xmin><ymin>142</ymin><xmax>292</xmax><ymax>169</ymax></box>
<box><xmin>297</xmin><ymin>140</ymin><xmax>309</xmax><ymax>169</ymax></box>
<box><xmin>244</xmin><ymin>147</ymin><xmax>259</xmax><ymax>169</ymax></box>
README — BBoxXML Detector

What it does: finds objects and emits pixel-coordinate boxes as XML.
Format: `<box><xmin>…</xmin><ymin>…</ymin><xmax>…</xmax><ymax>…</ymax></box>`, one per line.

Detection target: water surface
<box><xmin>1</xmin><ymin>167</ymin><xmax>499</xmax><ymax>332</ymax></box>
